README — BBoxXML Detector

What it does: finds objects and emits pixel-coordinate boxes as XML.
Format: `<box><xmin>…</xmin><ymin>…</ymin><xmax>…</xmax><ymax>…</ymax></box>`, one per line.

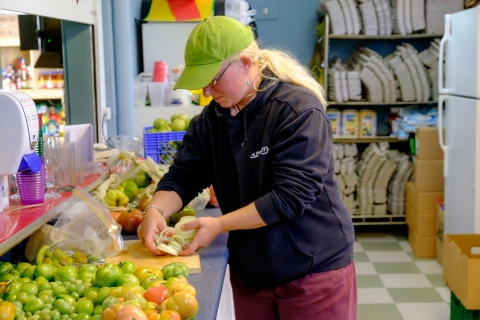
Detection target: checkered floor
<box><xmin>355</xmin><ymin>231</ymin><xmax>450</xmax><ymax>320</ymax></box>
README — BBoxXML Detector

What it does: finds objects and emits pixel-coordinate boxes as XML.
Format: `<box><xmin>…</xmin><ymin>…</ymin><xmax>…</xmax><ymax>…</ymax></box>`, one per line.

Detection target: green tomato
<box><xmin>95</xmin><ymin>287</ymin><xmax>111</xmax><ymax>305</ymax></box>
<box><xmin>16</xmin><ymin>291</ymin><xmax>30</xmax><ymax>305</ymax></box>
<box><xmin>116</xmin><ymin>274</ymin><xmax>139</xmax><ymax>286</ymax></box>
<box><xmin>101</xmin><ymin>296</ymin><xmax>118</xmax><ymax>311</ymax></box>
<box><xmin>78</xmin><ymin>264</ymin><xmax>96</xmax><ymax>274</ymax></box>
<box><xmin>95</xmin><ymin>263</ymin><xmax>123</xmax><ymax>288</ymax></box>
<box><xmin>21</xmin><ymin>266</ymin><xmax>37</xmax><ymax>280</ymax></box>
<box><xmin>161</xmin><ymin>262</ymin><xmax>189</xmax><ymax>279</ymax></box>
<box><xmin>35</xmin><ymin>277</ymin><xmax>49</xmax><ymax>286</ymax></box>
<box><xmin>54</xmin><ymin>299</ymin><xmax>74</xmax><ymax>315</ymax></box>
<box><xmin>52</xmin><ymin>286</ymin><xmax>67</xmax><ymax>297</ymax></box>
<box><xmin>93</xmin><ymin>304</ymin><xmax>103</xmax><ymax>315</ymax></box>
<box><xmin>17</xmin><ymin>278</ymin><xmax>31</xmax><ymax>285</ymax></box>
<box><xmin>74</xmin><ymin>283</ymin><xmax>86</xmax><ymax>298</ymax></box>
<box><xmin>0</xmin><ymin>262</ymin><xmax>14</xmax><ymax>274</ymax></box>
<box><xmin>16</xmin><ymin>262</ymin><xmax>32</xmax><ymax>274</ymax></box>
<box><xmin>38</xmin><ymin>283</ymin><xmax>52</xmax><ymax>292</ymax></box>
<box><xmin>24</xmin><ymin>297</ymin><xmax>45</xmax><ymax>313</ymax></box>
<box><xmin>54</xmin><ymin>294</ymin><xmax>76</xmax><ymax>305</ymax></box>
<box><xmin>141</xmin><ymin>275</ymin><xmax>162</xmax><ymax>289</ymax></box>
<box><xmin>0</xmin><ymin>273</ymin><xmax>15</xmax><ymax>282</ymax></box>
<box><xmin>50</xmin><ymin>310</ymin><xmax>61</xmax><ymax>320</ymax></box>
<box><xmin>77</xmin><ymin>272</ymin><xmax>95</xmax><ymax>284</ymax></box>
<box><xmin>5</xmin><ymin>293</ymin><xmax>16</xmax><ymax>302</ymax></box>
<box><xmin>73</xmin><ymin>313</ymin><xmax>89</xmax><ymax>320</ymax></box>
<box><xmin>35</xmin><ymin>265</ymin><xmax>55</xmax><ymax>282</ymax></box>
<box><xmin>54</xmin><ymin>266</ymin><xmax>78</xmax><ymax>283</ymax></box>
<box><xmin>70</xmin><ymin>292</ymin><xmax>80</xmax><ymax>301</ymax></box>
<box><xmin>74</xmin><ymin>298</ymin><xmax>94</xmax><ymax>316</ymax></box>
<box><xmin>20</xmin><ymin>283</ymin><xmax>39</xmax><ymax>296</ymax></box>
<box><xmin>37</xmin><ymin>290</ymin><xmax>54</xmax><ymax>298</ymax></box>
<box><xmin>84</xmin><ymin>290</ymin><xmax>97</xmax><ymax>303</ymax></box>
<box><xmin>8</xmin><ymin>281</ymin><xmax>22</xmax><ymax>295</ymax></box>
<box><xmin>118</xmin><ymin>261</ymin><xmax>136</xmax><ymax>275</ymax></box>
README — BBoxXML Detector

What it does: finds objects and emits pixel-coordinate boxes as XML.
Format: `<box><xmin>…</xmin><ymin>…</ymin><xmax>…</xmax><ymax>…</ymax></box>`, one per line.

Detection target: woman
<box><xmin>143</xmin><ymin>16</ymin><xmax>357</xmax><ymax>320</ymax></box>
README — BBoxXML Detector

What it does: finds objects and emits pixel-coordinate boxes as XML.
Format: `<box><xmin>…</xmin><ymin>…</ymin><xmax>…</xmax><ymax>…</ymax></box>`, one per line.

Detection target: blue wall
<box><xmin>248</xmin><ymin>0</ymin><xmax>320</xmax><ymax>65</ymax></box>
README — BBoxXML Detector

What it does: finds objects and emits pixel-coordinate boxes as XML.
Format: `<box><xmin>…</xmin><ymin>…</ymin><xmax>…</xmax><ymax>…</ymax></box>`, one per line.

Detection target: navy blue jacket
<box><xmin>156</xmin><ymin>79</ymin><xmax>354</xmax><ymax>289</ymax></box>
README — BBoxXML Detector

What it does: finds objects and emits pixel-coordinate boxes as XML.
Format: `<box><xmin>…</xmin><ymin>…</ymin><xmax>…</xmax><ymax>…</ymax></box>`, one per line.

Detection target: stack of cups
<box><xmin>17</xmin><ymin>164</ymin><xmax>45</xmax><ymax>205</ymax></box>
<box><xmin>148</xmin><ymin>61</ymin><xmax>168</xmax><ymax>107</ymax></box>
<box><xmin>17</xmin><ymin>115</ymin><xmax>46</xmax><ymax>205</ymax></box>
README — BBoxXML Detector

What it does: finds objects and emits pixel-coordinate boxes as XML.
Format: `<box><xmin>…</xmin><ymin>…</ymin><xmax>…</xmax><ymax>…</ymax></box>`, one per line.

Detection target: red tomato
<box><xmin>143</xmin><ymin>286</ymin><xmax>171</xmax><ymax>305</ymax></box>
<box><xmin>161</xmin><ymin>291</ymin><xmax>198</xmax><ymax>319</ymax></box>
<box><xmin>117</xmin><ymin>209</ymin><xmax>144</xmax><ymax>233</ymax></box>
<box><xmin>101</xmin><ymin>303</ymin><xmax>123</xmax><ymax>320</ymax></box>
<box><xmin>137</xmin><ymin>222</ymin><xmax>145</xmax><ymax>241</ymax></box>
<box><xmin>0</xmin><ymin>301</ymin><xmax>15</xmax><ymax>320</ymax></box>
<box><xmin>158</xmin><ymin>310</ymin><xmax>181</xmax><ymax>320</ymax></box>
<box><xmin>138</xmin><ymin>198</ymin><xmax>149</xmax><ymax>212</ymax></box>
<box><xmin>110</xmin><ymin>211</ymin><xmax>122</xmax><ymax>222</ymax></box>
<box><xmin>116</xmin><ymin>304</ymin><xmax>148</xmax><ymax>320</ymax></box>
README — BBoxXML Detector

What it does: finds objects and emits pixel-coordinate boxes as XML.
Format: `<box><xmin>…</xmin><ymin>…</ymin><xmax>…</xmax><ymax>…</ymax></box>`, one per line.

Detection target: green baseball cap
<box><xmin>174</xmin><ymin>16</ymin><xmax>254</xmax><ymax>90</ymax></box>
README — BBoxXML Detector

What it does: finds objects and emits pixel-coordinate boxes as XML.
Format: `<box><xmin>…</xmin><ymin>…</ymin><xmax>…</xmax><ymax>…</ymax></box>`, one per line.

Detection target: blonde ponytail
<box><xmin>230</xmin><ymin>41</ymin><xmax>327</xmax><ymax>109</ymax></box>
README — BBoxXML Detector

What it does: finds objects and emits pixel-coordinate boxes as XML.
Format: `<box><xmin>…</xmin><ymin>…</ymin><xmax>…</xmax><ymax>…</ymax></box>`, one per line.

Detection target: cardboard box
<box><xmin>443</xmin><ymin>234</ymin><xmax>480</xmax><ymax>310</ymax></box>
<box><xmin>408</xmin><ymin>229</ymin><xmax>436</xmax><ymax>258</ymax></box>
<box><xmin>406</xmin><ymin>181</ymin><xmax>444</xmax><ymax>215</ymax></box>
<box><xmin>415</xmin><ymin>126</ymin><xmax>445</xmax><ymax>161</ymax></box>
<box><xmin>436</xmin><ymin>204</ymin><xmax>444</xmax><ymax>266</ymax></box>
<box><xmin>406</xmin><ymin>204</ymin><xmax>437</xmax><ymax>236</ymax></box>
<box><xmin>414</xmin><ymin>160</ymin><xmax>444</xmax><ymax>192</ymax></box>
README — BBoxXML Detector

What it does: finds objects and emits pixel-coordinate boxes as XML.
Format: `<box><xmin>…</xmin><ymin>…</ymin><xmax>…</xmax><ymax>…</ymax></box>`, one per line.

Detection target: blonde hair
<box><xmin>228</xmin><ymin>41</ymin><xmax>327</xmax><ymax>109</ymax></box>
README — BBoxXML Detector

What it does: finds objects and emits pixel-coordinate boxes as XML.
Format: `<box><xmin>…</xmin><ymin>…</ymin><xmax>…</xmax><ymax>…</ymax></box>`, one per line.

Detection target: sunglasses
<box><xmin>207</xmin><ymin>62</ymin><xmax>232</xmax><ymax>88</ymax></box>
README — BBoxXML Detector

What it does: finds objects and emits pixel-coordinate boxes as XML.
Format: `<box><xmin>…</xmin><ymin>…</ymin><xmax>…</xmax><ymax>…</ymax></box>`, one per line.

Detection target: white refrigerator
<box><xmin>438</xmin><ymin>6</ymin><xmax>480</xmax><ymax>234</ymax></box>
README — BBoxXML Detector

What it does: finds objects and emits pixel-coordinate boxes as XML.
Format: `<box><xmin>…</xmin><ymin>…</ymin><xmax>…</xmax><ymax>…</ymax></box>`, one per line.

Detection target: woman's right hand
<box><xmin>143</xmin><ymin>209</ymin><xmax>169</xmax><ymax>255</ymax></box>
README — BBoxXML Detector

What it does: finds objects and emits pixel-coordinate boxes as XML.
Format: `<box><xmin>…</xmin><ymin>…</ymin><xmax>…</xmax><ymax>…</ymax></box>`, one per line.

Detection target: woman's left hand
<box><xmin>178</xmin><ymin>216</ymin><xmax>222</xmax><ymax>255</ymax></box>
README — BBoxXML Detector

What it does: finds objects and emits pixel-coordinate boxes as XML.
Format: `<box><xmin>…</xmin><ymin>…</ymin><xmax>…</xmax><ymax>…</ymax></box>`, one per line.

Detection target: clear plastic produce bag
<box><xmin>106</xmin><ymin>135</ymin><xmax>143</xmax><ymax>175</ymax></box>
<box><xmin>25</xmin><ymin>187</ymin><xmax>127</xmax><ymax>263</ymax></box>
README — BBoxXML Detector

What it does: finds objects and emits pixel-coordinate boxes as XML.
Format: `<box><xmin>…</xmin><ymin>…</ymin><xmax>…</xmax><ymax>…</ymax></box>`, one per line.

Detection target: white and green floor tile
<box><xmin>355</xmin><ymin>232</ymin><xmax>450</xmax><ymax>320</ymax></box>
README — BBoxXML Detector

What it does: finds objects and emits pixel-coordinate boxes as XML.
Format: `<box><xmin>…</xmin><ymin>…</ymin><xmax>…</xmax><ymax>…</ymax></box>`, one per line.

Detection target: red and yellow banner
<box><xmin>144</xmin><ymin>0</ymin><xmax>215</xmax><ymax>22</ymax></box>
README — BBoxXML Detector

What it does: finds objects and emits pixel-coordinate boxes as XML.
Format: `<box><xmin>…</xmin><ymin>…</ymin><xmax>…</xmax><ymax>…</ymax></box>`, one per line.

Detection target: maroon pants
<box><xmin>230</xmin><ymin>261</ymin><xmax>357</xmax><ymax>320</ymax></box>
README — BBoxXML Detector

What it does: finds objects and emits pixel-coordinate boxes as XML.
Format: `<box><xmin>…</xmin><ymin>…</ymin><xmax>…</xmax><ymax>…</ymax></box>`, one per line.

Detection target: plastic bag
<box><xmin>25</xmin><ymin>187</ymin><xmax>127</xmax><ymax>263</ymax></box>
<box><xmin>106</xmin><ymin>135</ymin><xmax>143</xmax><ymax>175</ymax></box>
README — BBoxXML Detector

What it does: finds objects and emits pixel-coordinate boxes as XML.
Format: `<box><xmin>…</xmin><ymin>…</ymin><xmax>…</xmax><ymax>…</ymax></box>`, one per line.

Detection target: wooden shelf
<box><xmin>20</xmin><ymin>89</ymin><xmax>64</xmax><ymax>100</ymax></box>
<box><xmin>328</xmin><ymin>101</ymin><xmax>437</xmax><ymax>106</ymax></box>
<box><xmin>333</xmin><ymin>136</ymin><xmax>406</xmax><ymax>143</ymax></box>
<box><xmin>351</xmin><ymin>214</ymin><xmax>406</xmax><ymax>225</ymax></box>
<box><xmin>329</xmin><ymin>33</ymin><xmax>443</xmax><ymax>40</ymax></box>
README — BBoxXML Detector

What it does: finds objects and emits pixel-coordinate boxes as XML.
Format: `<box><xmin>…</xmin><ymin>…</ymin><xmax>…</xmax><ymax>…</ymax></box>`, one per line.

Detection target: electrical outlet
<box><xmin>102</xmin><ymin>107</ymin><xmax>112</xmax><ymax>120</ymax></box>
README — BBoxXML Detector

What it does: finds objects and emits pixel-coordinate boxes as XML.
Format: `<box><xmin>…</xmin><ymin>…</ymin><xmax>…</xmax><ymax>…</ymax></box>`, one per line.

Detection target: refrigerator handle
<box><xmin>438</xmin><ymin>14</ymin><xmax>451</xmax><ymax>95</ymax></box>
<box><xmin>438</xmin><ymin>95</ymin><xmax>448</xmax><ymax>178</ymax></box>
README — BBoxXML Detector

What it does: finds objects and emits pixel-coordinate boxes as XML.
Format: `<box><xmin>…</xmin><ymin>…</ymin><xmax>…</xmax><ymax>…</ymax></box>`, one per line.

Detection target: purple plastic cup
<box><xmin>17</xmin><ymin>162</ymin><xmax>46</xmax><ymax>205</ymax></box>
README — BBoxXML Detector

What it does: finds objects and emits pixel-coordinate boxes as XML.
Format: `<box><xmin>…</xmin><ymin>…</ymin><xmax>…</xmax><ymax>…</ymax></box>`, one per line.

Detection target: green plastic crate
<box><xmin>451</xmin><ymin>292</ymin><xmax>480</xmax><ymax>320</ymax></box>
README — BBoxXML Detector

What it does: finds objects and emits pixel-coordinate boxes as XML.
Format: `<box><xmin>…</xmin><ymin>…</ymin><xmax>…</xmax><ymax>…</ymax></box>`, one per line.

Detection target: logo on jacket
<box><xmin>250</xmin><ymin>146</ymin><xmax>270</xmax><ymax>159</ymax></box>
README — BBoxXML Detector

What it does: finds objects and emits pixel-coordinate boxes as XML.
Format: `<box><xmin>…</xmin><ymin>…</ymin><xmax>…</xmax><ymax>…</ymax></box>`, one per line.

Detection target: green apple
<box><xmin>171</xmin><ymin>119</ymin><xmax>187</xmax><ymax>131</ymax></box>
<box><xmin>153</xmin><ymin>118</ymin><xmax>169</xmax><ymax>130</ymax></box>
<box><xmin>170</xmin><ymin>114</ymin><xmax>179</xmax><ymax>123</ymax></box>
<box><xmin>158</xmin><ymin>125</ymin><xmax>172</xmax><ymax>132</ymax></box>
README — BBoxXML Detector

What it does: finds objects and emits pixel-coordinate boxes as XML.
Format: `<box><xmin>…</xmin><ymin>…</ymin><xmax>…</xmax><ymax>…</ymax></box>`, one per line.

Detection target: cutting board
<box><xmin>106</xmin><ymin>240</ymin><xmax>201</xmax><ymax>274</ymax></box>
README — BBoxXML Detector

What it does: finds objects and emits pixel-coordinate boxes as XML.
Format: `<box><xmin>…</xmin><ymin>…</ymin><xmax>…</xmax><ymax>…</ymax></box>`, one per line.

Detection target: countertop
<box><xmin>124</xmin><ymin>207</ymin><xmax>229</xmax><ymax>320</ymax></box>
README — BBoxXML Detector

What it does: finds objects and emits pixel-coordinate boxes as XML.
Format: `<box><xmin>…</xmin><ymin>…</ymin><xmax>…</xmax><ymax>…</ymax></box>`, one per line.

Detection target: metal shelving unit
<box><xmin>351</xmin><ymin>214</ymin><xmax>406</xmax><ymax>225</ymax></box>
<box><xmin>329</xmin><ymin>33</ymin><xmax>443</xmax><ymax>40</ymax></box>
<box><xmin>322</xmin><ymin>16</ymin><xmax>437</xmax><ymax>226</ymax></box>
<box><xmin>328</xmin><ymin>100</ymin><xmax>437</xmax><ymax>106</ymax></box>
<box><xmin>333</xmin><ymin>136</ymin><xmax>406</xmax><ymax>143</ymax></box>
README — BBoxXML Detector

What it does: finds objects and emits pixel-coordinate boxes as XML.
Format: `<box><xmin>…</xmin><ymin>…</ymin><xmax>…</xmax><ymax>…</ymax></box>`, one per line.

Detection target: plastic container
<box><xmin>450</xmin><ymin>291</ymin><xmax>480</xmax><ymax>320</ymax></box>
<box><xmin>358</xmin><ymin>109</ymin><xmax>377</xmax><ymax>137</ymax></box>
<box><xmin>17</xmin><ymin>161</ymin><xmax>46</xmax><ymax>205</ymax></box>
<box><xmin>143</xmin><ymin>127</ymin><xmax>186</xmax><ymax>164</ymax></box>
<box><xmin>341</xmin><ymin>109</ymin><xmax>359</xmax><ymax>137</ymax></box>
<box><xmin>327</xmin><ymin>108</ymin><xmax>342</xmax><ymax>137</ymax></box>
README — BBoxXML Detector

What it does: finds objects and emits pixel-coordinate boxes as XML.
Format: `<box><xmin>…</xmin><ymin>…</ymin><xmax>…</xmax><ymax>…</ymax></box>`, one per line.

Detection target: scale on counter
<box><xmin>0</xmin><ymin>90</ymin><xmax>42</xmax><ymax>212</ymax></box>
